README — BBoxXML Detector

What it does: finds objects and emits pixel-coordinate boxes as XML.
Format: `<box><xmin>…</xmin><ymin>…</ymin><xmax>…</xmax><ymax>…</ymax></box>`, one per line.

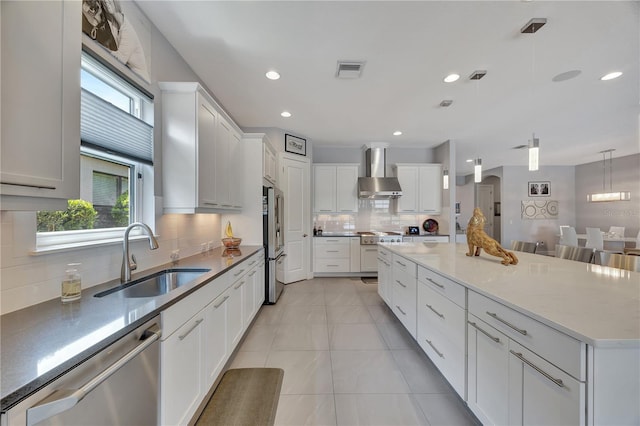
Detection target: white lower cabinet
<box><xmin>391</xmin><ymin>255</ymin><xmax>417</xmax><ymax>338</ymax></box>
<box><xmin>314</xmin><ymin>237</ymin><xmax>351</xmax><ymax>273</ymax></box>
<box><xmin>160</xmin><ymin>250</ymin><xmax>264</xmax><ymax>425</ymax></box>
<box><xmin>467</xmin><ymin>314</ymin><xmax>510</xmax><ymax>425</ymax></box>
<box><xmin>377</xmin><ymin>247</ymin><xmax>392</xmax><ymax>305</ymax></box>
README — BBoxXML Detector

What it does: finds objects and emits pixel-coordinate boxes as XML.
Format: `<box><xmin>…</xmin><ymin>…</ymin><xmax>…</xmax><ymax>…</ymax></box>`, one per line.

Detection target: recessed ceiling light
<box><xmin>281</xmin><ymin>111</ymin><xmax>291</xmax><ymax>118</ymax></box>
<box><xmin>444</xmin><ymin>74</ymin><xmax>460</xmax><ymax>83</ymax></box>
<box><xmin>393</xmin><ymin>131</ymin><xmax>402</xmax><ymax>136</ymax></box>
<box><xmin>266</xmin><ymin>70</ymin><xmax>281</xmax><ymax>80</ymax></box>
<box><xmin>600</xmin><ymin>71</ymin><xmax>622</xmax><ymax>81</ymax></box>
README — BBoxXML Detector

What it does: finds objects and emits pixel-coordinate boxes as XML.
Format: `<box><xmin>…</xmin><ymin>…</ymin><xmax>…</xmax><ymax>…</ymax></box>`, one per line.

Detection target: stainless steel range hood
<box><xmin>358</xmin><ymin>147</ymin><xmax>402</xmax><ymax>199</ymax></box>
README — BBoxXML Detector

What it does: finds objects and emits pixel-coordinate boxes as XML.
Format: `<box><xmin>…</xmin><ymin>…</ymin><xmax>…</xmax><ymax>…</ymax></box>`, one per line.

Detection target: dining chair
<box><xmin>559</xmin><ymin>227</ymin><xmax>578</xmax><ymax>247</ymax></box>
<box><xmin>511</xmin><ymin>241</ymin><xmax>537</xmax><ymax>254</ymax></box>
<box><xmin>624</xmin><ymin>230</ymin><xmax>640</xmax><ymax>255</ymax></box>
<box><xmin>608</xmin><ymin>226</ymin><xmax>625</xmax><ymax>237</ymax></box>
<box><xmin>555</xmin><ymin>244</ymin><xmax>594</xmax><ymax>263</ymax></box>
<box><xmin>585</xmin><ymin>227</ymin><xmax>603</xmax><ymax>250</ymax></box>
<box><xmin>599</xmin><ymin>252</ymin><xmax>640</xmax><ymax>272</ymax></box>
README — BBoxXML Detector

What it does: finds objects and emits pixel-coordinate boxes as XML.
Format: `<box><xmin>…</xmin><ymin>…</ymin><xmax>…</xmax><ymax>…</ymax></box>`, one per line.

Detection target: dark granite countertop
<box><xmin>0</xmin><ymin>245</ymin><xmax>262</xmax><ymax>413</ymax></box>
<box><xmin>313</xmin><ymin>232</ymin><xmax>358</xmax><ymax>237</ymax></box>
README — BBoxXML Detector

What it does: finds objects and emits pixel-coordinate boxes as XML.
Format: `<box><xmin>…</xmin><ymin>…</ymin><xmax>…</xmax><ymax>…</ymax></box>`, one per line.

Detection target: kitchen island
<box><xmin>1</xmin><ymin>245</ymin><xmax>263</xmax><ymax>423</ymax></box>
<box><xmin>378</xmin><ymin>242</ymin><xmax>639</xmax><ymax>425</ymax></box>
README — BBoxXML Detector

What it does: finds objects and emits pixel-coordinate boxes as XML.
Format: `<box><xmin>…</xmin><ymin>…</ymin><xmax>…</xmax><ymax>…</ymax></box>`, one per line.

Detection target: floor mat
<box><xmin>196</xmin><ymin>368</ymin><xmax>284</xmax><ymax>426</ymax></box>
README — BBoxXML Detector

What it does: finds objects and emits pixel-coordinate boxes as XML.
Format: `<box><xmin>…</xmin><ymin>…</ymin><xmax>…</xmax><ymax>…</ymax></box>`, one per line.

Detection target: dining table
<box><xmin>575</xmin><ymin>233</ymin><xmax>637</xmax><ymax>251</ymax></box>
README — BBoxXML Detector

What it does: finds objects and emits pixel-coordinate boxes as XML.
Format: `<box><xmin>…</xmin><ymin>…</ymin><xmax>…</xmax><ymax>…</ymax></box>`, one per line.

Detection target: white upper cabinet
<box><xmin>394</xmin><ymin>164</ymin><xmax>442</xmax><ymax>214</ymax></box>
<box><xmin>313</xmin><ymin>164</ymin><xmax>358</xmax><ymax>213</ymax></box>
<box><xmin>160</xmin><ymin>82</ymin><xmax>242</xmax><ymax>213</ymax></box>
<box><xmin>1</xmin><ymin>0</ymin><xmax>81</xmax><ymax>210</ymax></box>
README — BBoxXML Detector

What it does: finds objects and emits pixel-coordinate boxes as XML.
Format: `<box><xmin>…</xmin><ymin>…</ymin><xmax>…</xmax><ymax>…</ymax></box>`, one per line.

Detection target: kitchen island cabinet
<box><xmin>1</xmin><ymin>0</ymin><xmax>81</xmax><ymax>210</ymax></box>
<box><xmin>380</xmin><ymin>242</ymin><xmax>639</xmax><ymax>426</ymax></box>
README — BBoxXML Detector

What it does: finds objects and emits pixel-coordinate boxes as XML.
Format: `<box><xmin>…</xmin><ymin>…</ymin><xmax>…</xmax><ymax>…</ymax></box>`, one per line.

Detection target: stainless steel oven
<box><xmin>3</xmin><ymin>317</ymin><xmax>160</xmax><ymax>426</ymax></box>
<box><xmin>359</xmin><ymin>232</ymin><xmax>402</xmax><ymax>272</ymax></box>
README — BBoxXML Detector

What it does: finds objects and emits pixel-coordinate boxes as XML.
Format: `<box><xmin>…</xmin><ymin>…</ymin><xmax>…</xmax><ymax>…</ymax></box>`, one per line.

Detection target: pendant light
<box><xmin>474</xmin><ymin>159</ymin><xmax>482</xmax><ymax>183</ymax></box>
<box><xmin>529</xmin><ymin>135</ymin><xmax>539</xmax><ymax>171</ymax></box>
<box><xmin>442</xmin><ymin>168</ymin><xmax>449</xmax><ymax>189</ymax></box>
<box><xmin>522</xmin><ymin>18</ymin><xmax>546</xmax><ymax>171</ymax></box>
<box><xmin>587</xmin><ymin>149</ymin><xmax>631</xmax><ymax>202</ymax></box>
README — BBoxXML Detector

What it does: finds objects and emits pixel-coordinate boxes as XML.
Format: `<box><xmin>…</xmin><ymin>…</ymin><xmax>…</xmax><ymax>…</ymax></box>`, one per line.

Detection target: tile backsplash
<box><xmin>0</xmin><ymin>211</ymin><xmax>221</xmax><ymax>314</ymax></box>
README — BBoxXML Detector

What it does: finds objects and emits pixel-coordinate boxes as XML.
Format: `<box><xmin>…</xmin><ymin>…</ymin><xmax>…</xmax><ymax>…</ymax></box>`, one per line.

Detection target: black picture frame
<box><xmin>285</xmin><ymin>134</ymin><xmax>306</xmax><ymax>156</ymax></box>
<box><xmin>528</xmin><ymin>181</ymin><xmax>550</xmax><ymax>197</ymax></box>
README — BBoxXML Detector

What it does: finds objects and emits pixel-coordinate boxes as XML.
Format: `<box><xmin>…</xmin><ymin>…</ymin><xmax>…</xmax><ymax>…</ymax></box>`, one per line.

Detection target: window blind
<box><xmin>81</xmin><ymin>89</ymin><xmax>153</xmax><ymax>164</ymax></box>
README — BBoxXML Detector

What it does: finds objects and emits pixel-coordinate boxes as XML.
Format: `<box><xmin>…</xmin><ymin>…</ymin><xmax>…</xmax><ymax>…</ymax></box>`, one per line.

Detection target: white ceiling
<box><xmin>136</xmin><ymin>1</ymin><xmax>639</xmax><ymax>175</ymax></box>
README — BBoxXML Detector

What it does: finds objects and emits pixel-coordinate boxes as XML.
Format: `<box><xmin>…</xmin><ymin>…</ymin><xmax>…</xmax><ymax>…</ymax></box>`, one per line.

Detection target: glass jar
<box><xmin>61</xmin><ymin>263</ymin><xmax>82</xmax><ymax>303</ymax></box>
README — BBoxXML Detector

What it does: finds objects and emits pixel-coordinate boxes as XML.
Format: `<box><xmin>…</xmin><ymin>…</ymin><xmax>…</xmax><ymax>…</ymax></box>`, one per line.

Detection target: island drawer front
<box><xmin>418</xmin><ymin>280</ymin><xmax>466</xmax><ymax>348</ymax></box>
<box><xmin>392</xmin><ymin>277</ymin><xmax>417</xmax><ymax>338</ymax></box>
<box><xmin>378</xmin><ymin>246</ymin><xmax>391</xmax><ymax>261</ymax></box>
<box><xmin>315</xmin><ymin>258</ymin><xmax>350</xmax><ymax>272</ymax></box>
<box><xmin>393</xmin><ymin>254</ymin><xmax>417</xmax><ymax>278</ymax></box>
<box><xmin>418</xmin><ymin>266</ymin><xmax>465</xmax><ymax>308</ymax></box>
<box><xmin>162</xmin><ymin>272</ymin><xmax>230</xmax><ymax>339</ymax></box>
<box><xmin>469</xmin><ymin>291</ymin><xmax>586</xmax><ymax>381</ymax></box>
<box><xmin>315</xmin><ymin>244</ymin><xmax>350</xmax><ymax>258</ymax></box>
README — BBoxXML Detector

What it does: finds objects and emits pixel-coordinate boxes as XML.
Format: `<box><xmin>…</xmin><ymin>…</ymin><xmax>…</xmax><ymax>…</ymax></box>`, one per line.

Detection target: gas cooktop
<box><xmin>358</xmin><ymin>231</ymin><xmax>403</xmax><ymax>245</ymax></box>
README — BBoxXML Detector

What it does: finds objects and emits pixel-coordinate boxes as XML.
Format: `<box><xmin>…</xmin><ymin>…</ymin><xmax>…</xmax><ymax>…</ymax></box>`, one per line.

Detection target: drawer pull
<box><xmin>468</xmin><ymin>321</ymin><xmax>500</xmax><ymax>342</ymax></box>
<box><xmin>425</xmin><ymin>339</ymin><xmax>444</xmax><ymax>358</ymax></box>
<box><xmin>510</xmin><ymin>350</ymin><xmax>564</xmax><ymax>388</ymax></box>
<box><xmin>395</xmin><ymin>260</ymin><xmax>406</xmax><ymax>267</ymax></box>
<box><xmin>1</xmin><ymin>181</ymin><xmax>56</xmax><ymax>190</ymax></box>
<box><xmin>249</xmin><ymin>260</ymin><xmax>256</xmax><ymax>266</ymax></box>
<box><xmin>213</xmin><ymin>295</ymin><xmax>229</xmax><ymax>308</ymax></box>
<box><xmin>395</xmin><ymin>280</ymin><xmax>407</xmax><ymax>288</ymax></box>
<box><xmin>327</xmin><ymin>264</ymin><xmax>339</xmax><ymax>267</ymax></box>
<box><xmin>249</xmin><ymin>271</ymin><xmax>257</xmax><ymax>277</ymax></box>
<box><xmin>233</xmin><ymin>269</ymin><xmax>246</xmax><ymax>277</ymax></box>
<box><xmin>179</xmin><ymin>318</ymin><xmax>203</xmax><ymax>340</ymax></box>
<box><xmin>395</xmin><ymin>305</ymin><xmax>407</xmax><ymax>315</ymax></box>
<box><xmin>326</xmin><ymin>240</ymin><xmax>339</xmax><ymax>242</ymax></box>
<box><xmin>426</xmin><ymin>277</ymin><xmax>444</xmax><ymax>289</ymax></box>
<box><xmin>486</xmin><ymin>311</ymin><xmax>528</xmax><ymax>335</ymax></box>
<box><xmin>327</xmin><ymin>250</ymin><xmax>339</xmax><ymax>253</ymax></box>
<box><xmin>233</xmin><ymin>280</ymin><xmax>245</xmax><ymax>289</ymax></box>
<box><xmin>426</xmin><ymin>304</ymin><xmax>444</xmax><ymax>319</ymax></box>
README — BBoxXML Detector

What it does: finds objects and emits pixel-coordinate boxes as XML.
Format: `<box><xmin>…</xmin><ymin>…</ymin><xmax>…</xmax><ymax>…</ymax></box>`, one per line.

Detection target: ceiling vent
<box><xmin>469</xmin><ymin>70</ymin><xmax>487</xmax><ymax>80</ymax></box>
<box><xmin>439</xmin><ymin>100</ymin><xmax>453</xmax><ymax>107</ymax></box>
<box><xmin>521</xmin><ymin>18</ymin><xmax>547</xmax><ymax>34</ymax></box>
<box><xmin>336</xmin><ymin>61</ymin><xmax>365</xmax><ymax>79</ymax></box>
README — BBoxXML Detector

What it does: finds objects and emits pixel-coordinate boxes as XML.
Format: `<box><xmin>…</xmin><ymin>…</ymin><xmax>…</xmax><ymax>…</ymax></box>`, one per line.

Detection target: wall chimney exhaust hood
<box><xmin>358</xmin><ymin>147</ymin><xmax>403</xmax><ymax>199</ymax></box>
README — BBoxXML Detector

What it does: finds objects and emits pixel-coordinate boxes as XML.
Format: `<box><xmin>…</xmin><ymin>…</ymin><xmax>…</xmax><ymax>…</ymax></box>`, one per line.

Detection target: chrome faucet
<box><xmin>121</xmin><ymin>222</ymin><xmax>159</xmax><ymax>282</ymax></box>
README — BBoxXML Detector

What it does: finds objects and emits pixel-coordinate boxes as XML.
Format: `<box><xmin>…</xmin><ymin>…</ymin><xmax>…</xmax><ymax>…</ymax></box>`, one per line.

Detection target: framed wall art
<box><xmin>285</xmin><ymin>134</ymin><xmax>306</xmax><ymax>156</ymax></box>
<box><xmin>528</xmin><ymin>181</ymin><xmax>550</xmax><ymax>197</ymax></box>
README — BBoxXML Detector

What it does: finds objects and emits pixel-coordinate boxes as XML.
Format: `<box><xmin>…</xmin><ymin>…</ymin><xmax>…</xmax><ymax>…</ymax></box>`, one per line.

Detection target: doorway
<box><xmin>477</xmin><ymin>184</ymin><xmax>494</xmax><ymax>238</ymax></box>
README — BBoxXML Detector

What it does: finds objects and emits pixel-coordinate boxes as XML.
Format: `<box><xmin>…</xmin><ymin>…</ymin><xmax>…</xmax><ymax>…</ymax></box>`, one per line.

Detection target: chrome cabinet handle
<box><xmin>26</xmin><ymin>324</ymin><xmax>161</xmax><ymax>426</ymax></box>
<box><xmin>395</xmin><ymin>305</ymin><xmax>407</xmax><ymax>315</ymax></box>
<box><xmin>234</xmin><ymin>280</ymin><xmax>245</xmax><ymax>289</ymax></box>
<box><xmin>426</xmin><ymin>339</ymin><xmax>444</xmax><ymax>358</ymax></box>
<box><xmin>1</xmin><ymin>181</ymin><xmax>56</xmax><ymax>190</ymax></box>
<box><xmin>426</xmin><ymin>304</ymin><xmax>444</xmax><ymax>319</ymax></box>
<box><xmin>426</xmin><ymin>277</ymin><xmax>444</xmax><ymax>289</ymax></box>
<box><xmin>249</xmin><ymin>271</ymin><xmax>257</xmax><ymax>277</ymax></box>
<box><xmin>179</xmin><ymin>318</ymin><xmax>203</xmax><ymax>340</ymax></box>
<box><xmin>395</xmin><ymin>279</ymin><xmax>407</xmax><ymax>288</ymax></box>
<box><xmin>213</xmin><ymin>295</ymin><xmax>229</xmax><ymax>308</ymax></box>
<box><xmin>327</xmin><ymin>250</ymin><xmax>339</xmax><ymax>253</ymax></box>
<box><xmin>396</xmin><ymin>260</ymin><xmax>406</xmax><ymax>267</ymax></box>
<box><xmin>486</xmin><ymin>311</ymin><xmax>528</xmax><ymax>335</ymax></box>
<box><xmin>468</xmin><ymin>321</ymin><xmax>500</xmax><ymax>342</ymax></box>
<box><xmin>249</xmin><ymin>260</ymin><xmax>256</xmax><ymax>266</ymax></box>
<box><xmin>510</xmin><ymin>350</ymin><xmax>564</xmax><ymax>388</ymax></box>
<box><xmin>233</xmin><ymin>268</ymin><xmax>246</xmax><ymax>277</ymax></box>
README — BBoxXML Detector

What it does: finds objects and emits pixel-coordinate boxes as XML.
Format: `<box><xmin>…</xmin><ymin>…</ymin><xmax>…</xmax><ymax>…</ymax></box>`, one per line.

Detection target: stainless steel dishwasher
<box><xmin>3</xmin><ymin>317</ymin><xmax>161</xmax><ymax>426</ymax></box>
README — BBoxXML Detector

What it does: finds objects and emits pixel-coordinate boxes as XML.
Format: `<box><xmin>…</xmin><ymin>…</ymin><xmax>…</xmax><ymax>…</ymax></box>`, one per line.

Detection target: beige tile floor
<box><xmin>228</xmin><ymin>277</ymin><xmax>480</xmax><ymax>426</ymax></box>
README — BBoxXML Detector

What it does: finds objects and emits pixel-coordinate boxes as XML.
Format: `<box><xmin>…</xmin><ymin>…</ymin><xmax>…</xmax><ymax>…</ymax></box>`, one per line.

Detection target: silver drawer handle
<box><xmin>179</xmin><ymin>318</ymin><xmax>203</xmax><ymax>340</ymax></box>
<box><xmin>234</xmin><ymin>280</ymin><xmax>245</xmax><ymax>289</ymax></box>
<box><xmin>426</xmin><ymin>277</ymin><xmax>444</xmax><ymax>289</ymax></box>
<box><xmin>510</xmin><ymin>350</ymin><xmax>564</xmax><ymax>388</ymax></box>
<box><xmin>395</xmin><ymin>305</ymin><xmax>407</xmax><ymax>315</ymax></box>
<box><xmin>213</xmin><ymin>295</ymin><xmax>229</xmax><ymax>308</ymax></box>
<box><xmin>468</xmin><ymin>321</ymin><xmax>500</xmax><ymax>342</ymax></box>
<box><xmin>396</xmin><ymin>260</ymin><xmax>406</xmax><ymax>267</ymax></box>
<box><xmin>203</xmin><ymin>201</ymin><xmax>218</xmax><ymax>206</ymax></box>
<box><xmin>249</xmin><ymin>260</ymin><xmax>256</xmax><ymax>266</ymax></box>
<box><xmin>395</xmin><ymin>279</ymin><xmax>407</xmax><ymax>288</ymax></box>
<box><xmin>486</xmin><ymin>311</ymin><xmax>528</xmax><ymax>335</ymax></box>
<box><xmin>26</xmin><ymin>324</ymin><xmax>161</xmax><ymax>425</ymax></box>
<box><xmin>249</xmin><ymin>271</ymin><xmax>257</xmax><ymax>277</ymax></box>
<box><xmin>426</xmin><ymin>339</ymin><xmax>444</xmax><ymax>358</ymax></box>
<box><xmin>327</xmin><ymin>250</ymin><xmax>339</xmax><ymax>253</ymax></box>
<box><xmin>1</xmin><ymin>181</ymin><xmax>56</xmax><ymax>190</ymax></box>
<box><xmin>327</xmin><ymin>264</ymin><xmax>339</xmax><ymax>267</ymax></box>
<box><xmin>426</xmin><ymin>304</ymin><xmax>444</xmax><ymax>319</ymax></box>
<box><xmin>233</xmin><ymin>269</ymin><xmax>246</xmax><ymax>277</ymax></box>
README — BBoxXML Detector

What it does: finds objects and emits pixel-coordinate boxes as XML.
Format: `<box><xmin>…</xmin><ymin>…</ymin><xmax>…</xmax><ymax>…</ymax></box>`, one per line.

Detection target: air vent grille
<box><xmin>439</xmin><ymin>100</ymin><xmax>453</xmax><ymax>107</ymax></box>
<box><xmin>336</xmin><ymin>61</ymin><xmax>365</xmax><ymax>79</ymax></box>
<box><xmin>521</xmin><ymin>18</ymin><xmax>547</xmax><ymax>34</ymax></box>
<box><xmin>469</xmin><ymin>70</ymin><xmax>487</xmax><ymax>80</ymax></box>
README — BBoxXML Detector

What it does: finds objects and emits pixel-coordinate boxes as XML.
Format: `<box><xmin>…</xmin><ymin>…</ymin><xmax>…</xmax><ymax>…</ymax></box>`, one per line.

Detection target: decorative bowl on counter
<box><xmin>222</xmin><ymin>237</ymin><xmax>242</xmax><ymax>248</ymax></box>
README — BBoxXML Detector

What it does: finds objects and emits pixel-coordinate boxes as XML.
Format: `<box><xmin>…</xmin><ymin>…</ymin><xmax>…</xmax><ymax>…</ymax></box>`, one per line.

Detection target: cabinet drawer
<box><xmin>315</xmin><ymin>244</ymin><xmax>350</xmax><ymax>258</ymax></box>
<box><xmin>417</xmin><ymin>321</ymin><xmax>465</xmax><ymax>396</ymax></box>
<box><xmin>418</xmin><ymin>266</ymin><xmax>465</xmax><ymax>308</ymax></box>
<box><xmin>417</xmin><ymin>281</ymin><xmax>466</xmax><ymax>349</ymax></box>
<box><xmin>314</xmin><ymin>237</ymin><xmax>350</xmax><ymax>246</ymax></box>
<box><xmin>393</xmin><ymin>255</ymin><xmax>417</xmax><ymax>278</ymax></box>
<box><xmin>469</xmin><ymin>291</ymin><xmax>586</xmax><ymax>380</ymax></box>
<box><xmin>315</xmin><ymin>258</ymin><xmax>350</xmax><ymax>272</ymax></box>
<box><xmin>378</xmin><ymin>247</ymin><xmax>391</xmax><ymax>261</ymax></box>
<box><xmin>393</xmin><ymin>267</ymin><xmax>417</xmax><ymax>295</ymax></box>
<box><xmin>392</xmin><ymin>282</ymin><xmax>416</xmax><ymax>338</ymax></box>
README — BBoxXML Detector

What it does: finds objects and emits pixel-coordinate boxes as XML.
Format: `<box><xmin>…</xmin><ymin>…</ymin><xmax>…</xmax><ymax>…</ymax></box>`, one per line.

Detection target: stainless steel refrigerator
<box><xmin>263</xmin><ymin>186</ymin><xmax>285</xmax><ymax>304</ymax></box>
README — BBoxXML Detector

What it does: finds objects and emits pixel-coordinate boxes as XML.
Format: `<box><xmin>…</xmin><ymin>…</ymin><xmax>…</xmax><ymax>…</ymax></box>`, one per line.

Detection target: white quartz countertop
<box><xmin>381</xmin><ymin>242</ymin><xmax>640</xmax><ymax>347</ymax></box>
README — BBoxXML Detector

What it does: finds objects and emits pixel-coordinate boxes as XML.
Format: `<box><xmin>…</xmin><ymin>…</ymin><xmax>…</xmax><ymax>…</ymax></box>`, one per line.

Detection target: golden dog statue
<box><xmin>466</xmin><ymin>207</ymin><xmax>518</xmax><ymax>265</ymax></box>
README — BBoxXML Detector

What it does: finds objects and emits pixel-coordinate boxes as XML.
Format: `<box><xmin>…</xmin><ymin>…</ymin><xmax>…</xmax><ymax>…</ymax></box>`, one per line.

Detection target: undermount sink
<box><xmin>94</xmin><ymin>268</ymin><xmax>211</xmax><ymax>298</ymax></box>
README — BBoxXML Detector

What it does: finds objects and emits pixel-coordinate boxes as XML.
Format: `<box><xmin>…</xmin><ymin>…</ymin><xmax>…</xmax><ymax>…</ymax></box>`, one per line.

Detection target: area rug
<box><xmin>195</xmin><ymin>368</ymin><xmax>284</xmax><ymax>426</ymax></box>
